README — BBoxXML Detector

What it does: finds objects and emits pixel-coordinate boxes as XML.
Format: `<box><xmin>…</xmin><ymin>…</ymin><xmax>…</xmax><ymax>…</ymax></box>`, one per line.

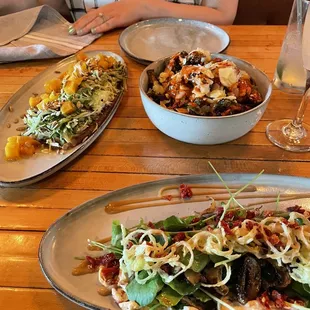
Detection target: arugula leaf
<box><xmin>193</xmin><ymin>290</ymin><xmax>212</xmax><ymax>303</ymax></box>
<box><xmin>181</xmin><ymin>250</ymin><xmax>209</xmax><ymax>272</ymax></box>
<box><xmin>126</xmin><ymin>272</ymin><xmax>164</xmax><ymax>307</ymax></box>
<box><xmin>154</xmin><ymin>220</ymin><xmax>164</xmax><ymax>229</ymax></box>
<box><xmin>146</xmin><ymin>300</ymin><xmax>166</xmax><ymax>310</ymax></box>
<box><xmin>184</xmin><ymin>216</ymin><xmax>196</xmax><ymax>225</ymax></box>
<box><xmin>155</xmin><ymin>234</ymin><xmax>171</xmax><ymax>246</ymax></box>
<box><xmin>303</xmin><ymin>284</ymin><xmax>310</xmax><ymax>295</ymax></box>
<box><xmin>192</xmin><ymin>251</ymin><xmax>209</xmax><ymax>272</ymax></box>
<box><xmin>157</xmin><ymin>286</ymin><xmax>182</xmax><ymax>307</ymax></box>
<box><xmin>163</xmin><ymin>216</ymin><xmax>187</xmax><ymax>231</ymax></box>
<box><xmin>292</xmin><ymin>281</ymin><xmax>310</xmax><ymax>299</ymax></box>
<box><xmin>167</xmin><ymin>276</ymin><xmax>200</xmax><ymax>295</ymax></box>
<box><xmin>209</xmin><ymin>254</ymin><xmax>226</xmax><ymax>264</ymax></box>
<box><xmin>111</xmin><ymin>220</ymin><xmax>122</xmax><ymax>248</ymax></box>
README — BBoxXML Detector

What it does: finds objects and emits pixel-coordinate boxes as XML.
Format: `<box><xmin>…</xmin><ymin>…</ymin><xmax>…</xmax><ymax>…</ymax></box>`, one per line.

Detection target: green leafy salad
<box><xmin>74</xmin><ymin>166</ymin><xmax>310</xmax><ymax>310</ymax></box>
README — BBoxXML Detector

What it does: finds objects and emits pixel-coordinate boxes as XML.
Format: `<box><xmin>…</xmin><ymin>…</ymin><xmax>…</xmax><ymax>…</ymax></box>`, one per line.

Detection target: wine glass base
<box><xmin>266</xmin><ymin>119</ymin><xmax>310</xmax><ymax>152</ymax></box>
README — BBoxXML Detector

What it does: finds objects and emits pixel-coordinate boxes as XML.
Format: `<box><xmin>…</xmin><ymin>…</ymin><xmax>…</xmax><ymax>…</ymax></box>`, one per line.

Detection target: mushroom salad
<box><xmin>73</xmin><ymin>167</ymin><xmax>310</xmax><ymax>310</ymax></box>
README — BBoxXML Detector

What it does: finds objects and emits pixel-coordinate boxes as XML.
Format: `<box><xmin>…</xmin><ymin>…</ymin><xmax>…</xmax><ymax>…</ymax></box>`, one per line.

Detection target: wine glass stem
<box><xmin>292</xmin><ymin>88</ymin><xmax>309</xmax><ymax>127</ymax></box>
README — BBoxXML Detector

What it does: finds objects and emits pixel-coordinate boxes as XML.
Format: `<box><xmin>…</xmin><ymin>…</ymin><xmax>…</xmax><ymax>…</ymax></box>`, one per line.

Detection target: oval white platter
<box><xmin>119</xmin><ymin>18</ymin><xmax>230</xmax><ymax>65</ymax></box>
<box><xmin>0</xmin><ymin>51</ymin><xmax>126</xmax><ymax>187</ymax></box>
<box><xmin>39</xmin><ymin>173</ymin><xmax>310</xmax><ymax>310</ymax></box>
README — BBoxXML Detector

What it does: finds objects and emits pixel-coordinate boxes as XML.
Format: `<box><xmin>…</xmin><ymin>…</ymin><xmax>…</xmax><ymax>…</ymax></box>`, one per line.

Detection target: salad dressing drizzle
<box><xmin>105</xmin><ymin>184</ymin><xmax>258</xmax><ymax>214</ymax></box>
<box><xmin>158</xmin><ymin>184</ymin><xmax>257</xmax><ymax>196</ymax></box>
<box><xmin>105</xmin><ymin>185</ymin><xmax>310</xmax><ymax>214</ymax></box>
<box><xmin>72</xmin><ymin>260</ymin><xmax>97</xmax><ymax>276</ymax></box>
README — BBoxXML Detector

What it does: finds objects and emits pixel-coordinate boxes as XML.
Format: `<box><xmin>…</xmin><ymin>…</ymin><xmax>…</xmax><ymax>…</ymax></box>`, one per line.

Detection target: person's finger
<box><xmin>70</xmin><ymin>10</ymin><xmax>98</xmax><ymax>35</ymax></box>
<box><xmin>83</xmin><ymin>14</ymin><xmax>111</xmax><ymax>35</ymax></box>
<box><xmin>91</xmin><ymin>17</ymin><xmax>118</xmax><ymax>34</ymax></box>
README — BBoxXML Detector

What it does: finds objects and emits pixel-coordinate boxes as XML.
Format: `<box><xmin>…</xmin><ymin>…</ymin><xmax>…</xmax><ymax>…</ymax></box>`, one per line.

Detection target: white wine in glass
<box><xmin>266</xmin><ymin>0</ymin><xmax>310</xmax><ymax>152</ymax></box>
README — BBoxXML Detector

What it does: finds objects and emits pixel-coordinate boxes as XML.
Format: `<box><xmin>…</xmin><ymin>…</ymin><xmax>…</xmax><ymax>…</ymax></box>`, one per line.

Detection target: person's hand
<box><xmin>69</xmin><ymin>0</ymin><xmax>152</xmax><ymax>35</ymax></box>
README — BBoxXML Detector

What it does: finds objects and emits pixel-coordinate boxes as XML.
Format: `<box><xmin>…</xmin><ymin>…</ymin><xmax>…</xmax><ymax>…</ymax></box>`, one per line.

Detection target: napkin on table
<box><xmin>0</xmin><ymin>5</ymin><xmax>101</xmax><ymax>63</ymax></box>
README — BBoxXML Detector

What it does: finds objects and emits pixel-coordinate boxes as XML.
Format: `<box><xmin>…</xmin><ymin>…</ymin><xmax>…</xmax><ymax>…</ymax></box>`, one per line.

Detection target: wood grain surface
<box><xmin>0</xmin><ymin>25</ymin><xmax>305</xmax><ymax>309</ymax></box>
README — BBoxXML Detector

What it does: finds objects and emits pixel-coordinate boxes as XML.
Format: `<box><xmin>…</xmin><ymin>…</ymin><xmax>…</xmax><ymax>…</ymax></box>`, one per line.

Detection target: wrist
<box><xmin>139</xmin><ymin>0</ymin><xmax>168</xmax><ymax>20</ymax></box>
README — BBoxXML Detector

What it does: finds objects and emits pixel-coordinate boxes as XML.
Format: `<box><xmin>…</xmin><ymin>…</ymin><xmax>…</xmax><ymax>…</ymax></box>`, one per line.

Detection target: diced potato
<box><xmin>44</xmin><ymin>79</ymin><xmax>61</xmax><ymax>93</ymax></box>
<box><xmin>4</xmin><ymin>136</ymin><xmax>40</xmax><ymax>160</ymax></box>
<box><xmin>61</xmin><ymin>101</ymin><xmax>76</xmax><ymax>115</ymax></box>
<box><xmin>49</xmin><ymin>91</ymin><xmax>59</xmax><ymax>101</ymax></box>
<box><xmin>76</xmin><ymin>52</ymin><xmax>87</xmax><ymax>61</ymax></box>
<box><xmin>29</xmin><ymin>96</ymin><xmax>41</xmax><ymax>108</ymax></box>
<box><xmin>64</xmin><ymin>77</ymin><xmax>83</xmax><ymax>95</ymax></box>
<box><xmin>37</xmin><ymin>98</ymin><xmax>50</xmax><ymax>111</ymax></box>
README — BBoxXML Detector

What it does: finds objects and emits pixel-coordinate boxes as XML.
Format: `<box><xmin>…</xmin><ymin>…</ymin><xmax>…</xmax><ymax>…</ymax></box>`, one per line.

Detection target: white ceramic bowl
<box><xmin>139</xmin><ymin>54</ymin><xmax>272</xmax><ymax>145</ymax></box>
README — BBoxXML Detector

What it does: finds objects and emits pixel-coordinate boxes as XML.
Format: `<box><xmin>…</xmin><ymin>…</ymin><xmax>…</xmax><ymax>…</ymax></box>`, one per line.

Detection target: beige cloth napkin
<box><xmin>0</xmin><ymin>5</ymin><xmax>101</xmax><ymax>63</ymax></box>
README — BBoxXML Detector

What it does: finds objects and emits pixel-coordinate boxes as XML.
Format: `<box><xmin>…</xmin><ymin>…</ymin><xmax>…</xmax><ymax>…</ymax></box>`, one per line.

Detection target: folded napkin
<box><xmin>0</xmin><ymin>5</ymin><xmax>101</xmax><ymax>63</ymax></box>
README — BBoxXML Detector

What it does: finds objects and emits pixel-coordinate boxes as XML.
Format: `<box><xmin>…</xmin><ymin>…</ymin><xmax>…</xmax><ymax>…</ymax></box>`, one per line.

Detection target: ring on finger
<box><xmin>98</xmin><ymin>12</ymin><xmax>108</xmax><ymax>23</ymax></box>
<box><xmin>91</xmin><ymin>14</ymin><xmax>110</xmax><ymax>33</ymax></box>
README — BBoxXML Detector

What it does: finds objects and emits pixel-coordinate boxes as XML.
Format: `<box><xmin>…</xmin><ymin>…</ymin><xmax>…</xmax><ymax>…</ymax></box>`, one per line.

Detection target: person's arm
<box><xmin>70</xmin><ymin>0</ymin><xmax>238</xmax><ymax>35</ymax></box>
<box><xmin>143</xmin><ymin>0</ymin><xmax>238</xmax><ymax>25</ymax></box>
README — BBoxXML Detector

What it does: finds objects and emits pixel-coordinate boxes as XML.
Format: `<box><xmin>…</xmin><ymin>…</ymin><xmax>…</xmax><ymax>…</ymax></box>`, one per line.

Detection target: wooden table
<box><xmin>0</xmin><ymin>25</ymin><xmax>308</xmax><ymax>309</ymax></box>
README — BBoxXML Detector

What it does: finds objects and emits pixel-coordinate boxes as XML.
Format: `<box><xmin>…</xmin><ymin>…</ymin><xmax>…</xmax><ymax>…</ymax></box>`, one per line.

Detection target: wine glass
<box><xmin>266</xmin><ymin>0</ymin><xmax>310</xmax><ymax>152</ymax></box>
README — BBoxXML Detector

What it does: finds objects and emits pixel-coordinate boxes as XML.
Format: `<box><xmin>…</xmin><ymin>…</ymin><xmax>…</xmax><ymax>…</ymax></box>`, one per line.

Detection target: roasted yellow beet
<box><xmin>5</xmin><ymin>140</ymin><xmax>20</xmax><ymax>161</ymax></box>
<box><xmin>5</xmin><ymin>136</ymin><xmax>40</xmax><ymax>161</ymax></box>
<box><xmin>37</xmin><ymin>98</ymin><xmax>50</xmax><ymax>111</ymax></box>
<box><xmin>44</xmin><ymin>79</ymin><xmax>61</xmax><ymax>93</ymax></box>
<box><xmin>64</xmin><ymin>77</ymin><xmax>83</xmax><ymax>95</ymax></box>
<box><xmin>49</xmin><ymin>91</ymin><xmax>59</xmax><ymax>101</ymax></box>
<box><xmin>29</xmin><ymin>96</ymin><xmax>41</xmax><ymax>108</ymax></box>
<box><xmin>40</xmin><ymin>93</ymin><xmax>49</xmax><ymax>100</ymax></box>
<box><xmin>76</xmin><ymin>52</ymin><xmax>87</xmax><ymax>61</ymax></box>
<box><xmin>107</xmin><ymin>56</ymin><xmax>116</xmax><ymax>66</ymax></box>
<box><xmin>61</xmin><ymin>101</ymin><xmax>76</xmax><ymax>115</ymax></box>
<box><xmin>98</xmin><ymin>54</ymin><xmax>115</xmax><ymax>69</ymax></box>
<box><xmin>79</xmin><ymin>61</ymin><xmax>87</xmax><ymax>73</ymax></box>
<box><xmin>58</xmin><ymin>70</ymin><xmax>67</xmax><ymax>80</ymax></box>
<box><xmin>98</xmin><ymin>59</ymin><xmax>109</xmax><ymax>69</ymax></box>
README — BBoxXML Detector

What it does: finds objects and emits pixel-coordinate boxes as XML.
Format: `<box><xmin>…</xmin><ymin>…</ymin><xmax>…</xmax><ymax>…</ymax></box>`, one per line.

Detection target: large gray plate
<box><xmin>39</xmin><ymin>173</ymin><xmax>310</xmax><ymax>310</ymax></box>
<box><xmin>0</xmin><ymin>51</ymin><xmax>126</xmax><ymax>187</ymax></box>
<box><xmin>119</xmin><ymin>18</ymin><xmax>230</xmax><ymax>65</ymax></box>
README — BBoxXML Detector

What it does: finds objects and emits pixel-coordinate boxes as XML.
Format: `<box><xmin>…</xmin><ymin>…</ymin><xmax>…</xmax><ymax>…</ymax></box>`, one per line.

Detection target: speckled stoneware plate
<box><xmin>39</xmin><ymin>173</ymin><xmax>310</xmax><ymax>310</ymax></box>
<box><xmin>119</xmin><ymin>18</ymin><xmax>230</xmax><ymax>65</ymax></box>
<box><xmin>0</xmin><ymin>51</ymin><xmax>126</xmax><ymax>188</ymax></box>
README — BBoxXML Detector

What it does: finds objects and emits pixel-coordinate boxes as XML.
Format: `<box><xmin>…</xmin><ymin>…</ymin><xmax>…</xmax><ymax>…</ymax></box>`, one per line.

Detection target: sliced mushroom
<box><xmin>202</xmin><ymin>266</ymin><xmax>229</xmax><ymax>296</ymax></box>
<box><xmin>260</xmin><ymin>260</ymin><xmax>291</xmax><ymax>290</ymax></box>
<box><xmin>236</xmin><ymin>256</ymin><xmax>261</xmax><ymax>304</ymax></box>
